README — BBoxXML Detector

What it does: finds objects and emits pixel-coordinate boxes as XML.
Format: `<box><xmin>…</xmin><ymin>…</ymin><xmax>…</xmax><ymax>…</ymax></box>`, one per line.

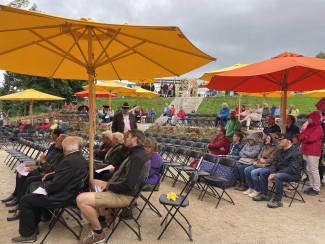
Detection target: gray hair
<box><xmin>103</xmin><ymin>130</ymin><xmax>113</xmax><ymax>141</ymax></box>
<box><xmin>62</xmin><ymin>136</ymin><xmax>83</xmax><ymax>152</ymax></box>
<box><xmin>113</xmin><ymin>132</ymin><xmax>124</xmax><ymax>144</ymax></box>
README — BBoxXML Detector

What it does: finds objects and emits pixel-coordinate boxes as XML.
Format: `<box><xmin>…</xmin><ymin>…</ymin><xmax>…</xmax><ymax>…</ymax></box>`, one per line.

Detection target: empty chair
<box><xmin>179</xmin><ymin>136</ymin><xmax>189</xmax><ymax>141</ymax></box>
<box><xmin>189</xmin><ymin>137</ymin><xmax>200</xmax><ymax>143</ymax></box>
<box><xmin>170</xmin><ymin>135</ymin><xmax>178</xmax><ymax>140</ymax></box>
<box><xmin>161</xmin><ymin>134</ymin><xmax>170</xmax><ymax>139</ymax></box>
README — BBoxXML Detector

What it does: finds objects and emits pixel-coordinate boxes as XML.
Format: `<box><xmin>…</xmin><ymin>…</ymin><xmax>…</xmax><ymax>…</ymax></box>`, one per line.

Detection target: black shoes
<box><xmin>8</xmin><ymin>205</ymin><xmax>19</xmax><ymax>213</ymax></box>
<box><xmin>5</xmin><ymin>198</ymin><xmax>18</xmax><ymax>207</ymax></box>
<box><xmin>2</xmin><ymin>194</ymin><xmax>15</xmax><ymax>203</ymax></box>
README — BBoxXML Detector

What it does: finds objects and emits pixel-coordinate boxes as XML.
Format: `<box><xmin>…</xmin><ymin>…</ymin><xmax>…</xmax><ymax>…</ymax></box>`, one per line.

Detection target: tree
<box><xmin>316</xmin><ymin>52</ymin><xmax>325</xmax><ymax>59</ymax></box>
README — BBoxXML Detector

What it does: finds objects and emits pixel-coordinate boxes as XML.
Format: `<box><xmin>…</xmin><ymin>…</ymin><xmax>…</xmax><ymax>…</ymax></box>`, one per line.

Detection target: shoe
<box><xmin>243</xmin><ymin>188</ymin><xmax>253</xmax><ymax>195</ymax></box>
<box><xmin>2</xmin><ymin>194</ymin><xmax>15</xmax><ymax>203</ymax></box>
<box><xmin>234</xmin><ymin>181</ymin><xmax>241</xmax><ymax>190</ymax></box>
<box><xmin>248</xmin><ymin>190</ymin><xmax>260</xmax><ymax>198</ymax></box>
<box><xmin>238</xmin><ymin>183</ymin><xmax>248</xmax><ymax>191</ymax></box>
<box><xmin>7</xmin><ymin>210</ymin><xmax>19</xmax><ymax>221</ymax></box>
<box><xmin>9</xmin><ymin>205</ymin><xmax>19</xmax><ymax>213</ymax></box>
<box><xmin>252</xmin><ymin>194</ymin><xmax>271</xmax><ymax>201</ymax></box>
<box><xmin>267</xmin><ymin>200</ymin><xmax>283</xmax><ymax>208</ymax></box>
<box><xmin>11</xmin><ymin>233</ymin><xmax>37</xmax><ymax>243</ymax></box>
<box><xmin>100</xmin><ymin>220</ymin><xmax>108</xmax><ymax>229</ymax></box>
<box><xmin>303</xmin><ymin>187</ymin><xmax>313</xmax><ymax>194</ymax></box>
<box><xmin>6</xmin><ymin>198</ymin><xmax>18</xmax><ymax>207</ymax></box>
<box><xmin>308</xmin><ymin>189</ymin><xmax>320</xmax><ymax>196</ymax></box>
<box><xmin>78</xmin><ymin>230</ymin><xmax>105</xmax><ymax>244</ymax></box>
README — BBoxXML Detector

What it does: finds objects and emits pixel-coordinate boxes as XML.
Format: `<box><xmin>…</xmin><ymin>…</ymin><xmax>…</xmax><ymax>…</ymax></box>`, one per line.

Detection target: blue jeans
<box><xmin>244</xmin><ymin>166</ymin><xmax>264</xmax><ymax>191</ymax></box>
<box><xmin>234</xmin><ymin>162</ymin><xmax>250</xmax><ymax>182</ymax></box>
<box><xmin>260</xmin><ymin>168</ymin><xmax>299</xmax><ymax>201</ymax></box>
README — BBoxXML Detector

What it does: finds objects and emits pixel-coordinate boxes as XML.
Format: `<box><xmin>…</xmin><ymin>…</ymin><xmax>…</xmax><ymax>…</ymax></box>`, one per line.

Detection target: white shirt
<box><xmin>123</xmin><ymin>113</ymin><xmax>131</xmax><ymax>133</ymax></box>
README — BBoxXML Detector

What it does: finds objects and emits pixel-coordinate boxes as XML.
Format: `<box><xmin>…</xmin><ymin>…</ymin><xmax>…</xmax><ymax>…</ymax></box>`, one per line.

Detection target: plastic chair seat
<box><xmin>159</xmin><ymin>194</ymin><xmax>189</xmax><ymax>207</ymax></box>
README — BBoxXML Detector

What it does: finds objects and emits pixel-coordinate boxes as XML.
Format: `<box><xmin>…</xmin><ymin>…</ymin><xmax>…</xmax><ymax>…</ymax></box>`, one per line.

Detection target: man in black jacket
<box><xmin>112</xmin><ymin>102</ymin><xmax>137</xmax><ymax>133</ymax></box>
<box><xmin>77</xmin><ymin>129</ymin><xmax>150</xmax><ymax>244</ymax></box>
<box><xmin>11</xmin><ymin>136</ymin><xmax>88</xmax><ymax>243</ymax></box>
<box><xmin>253</xmin><ymin>134</ymin><xmax>303</xmax><ymax>208</ymax></box>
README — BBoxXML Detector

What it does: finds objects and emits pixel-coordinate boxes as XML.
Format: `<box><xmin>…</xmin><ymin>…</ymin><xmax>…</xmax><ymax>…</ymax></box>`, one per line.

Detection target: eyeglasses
<box><xmin>144</xmin><ymin>146</ymin><xmax>151</xmax><ymax>149</ymax></box>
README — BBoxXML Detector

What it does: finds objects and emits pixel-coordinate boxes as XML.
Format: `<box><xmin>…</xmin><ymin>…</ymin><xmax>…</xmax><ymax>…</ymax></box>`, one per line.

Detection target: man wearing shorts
<box><xmin>77</xmin><ymin>129</ymin><xmax>150</xmax><ymax>244</ymax></box>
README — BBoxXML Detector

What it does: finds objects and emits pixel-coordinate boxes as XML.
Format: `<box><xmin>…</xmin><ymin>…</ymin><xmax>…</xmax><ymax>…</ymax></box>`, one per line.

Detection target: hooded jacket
<box><xmin>299</xmin><ymin>111</ymin><xmax>323</xmax><ymax>156</ymax></box>
<box><xmin>217</xmin><ymin>106</ymin><xmax>230</xmax><ymax>119</ymax></box>
<box><xmin>255</xmin><ymin>133</ymin><xmax>279</xmax><ymax>168</ymax></box>
<box><xmin>239</xmin><ymin>133</ymin><xmax>261</xmax><ymax>165</ymax></box>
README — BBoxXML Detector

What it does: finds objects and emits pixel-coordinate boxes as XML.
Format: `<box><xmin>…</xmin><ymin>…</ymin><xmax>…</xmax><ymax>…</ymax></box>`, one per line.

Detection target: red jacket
<box><xmin>177</xmin><ymin>110</ymin><xmax>186</xmax><ymax>119</ymax></box>
<box><xmin>208</xmin><ymin>135</ymin><xmax>230</xmax><ymax>155</ymax></box>
<box><xmin>40</xmin><ymin>123</ymin><xmax>50</xmax><ymax>129</ymax></box>
<box><xmin>299</xmin><ymin>111</ymin><xmax>323</xmax><ymax>156</ymax></box>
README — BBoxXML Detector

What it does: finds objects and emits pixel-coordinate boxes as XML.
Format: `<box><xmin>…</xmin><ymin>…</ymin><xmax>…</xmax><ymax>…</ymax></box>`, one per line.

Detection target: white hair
<box><xmin>113</xmin><ymin>132</ymin><xmax>124</xmax><ymax>144</ymax></box>
<box><xmin>62</xmin><ymin>136</ymin><xmax>83</xmax><ymax>152</ymax></box>
<box><xmin>103</xmin><ymin>130</ymin><xmax>113</xmax><ymax>140</ymax></box>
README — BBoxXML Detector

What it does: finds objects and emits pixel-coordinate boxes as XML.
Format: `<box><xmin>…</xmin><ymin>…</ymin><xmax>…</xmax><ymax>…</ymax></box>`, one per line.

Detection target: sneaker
<box><xmin>78</xmin><ymin>230</ymin><xmax>105</xmax><ymax>244</ymax></box>
<box><xmin>308</xmin><ymin>189</ymin><xmax>320</xmax><ymax>196</ymax></box>
<box><xmin>248</xmin><ymin>190</ymin><xmax>260</xmax><ymax>198</ymax></box>
<box><xmin>12</xmin><ymin>234</ymin><xmax>37</xmax><ymax>243</ymax></box>
<box><xmin>267</xmin><ymin>200</ymin><xmax>283</xmax><ymax>208</ymax></box>
<box><xmin>252</xmin><ymin>194</ymin><xmax>271</xmax><ymax>201</ymax></box>
<box><xmin>238</xmin><ymin>183</ymin><xmax>248</xmax><ymax>192</ymax></box>
<box><xmin>243</xmin><ymin>188</ymin><xmax>253</xmax><ymax>195</ymax></box>
<box><xmin>303</xmin><ymin>187</ymin><xmax>313</xmax><ymax>194</ymax></box>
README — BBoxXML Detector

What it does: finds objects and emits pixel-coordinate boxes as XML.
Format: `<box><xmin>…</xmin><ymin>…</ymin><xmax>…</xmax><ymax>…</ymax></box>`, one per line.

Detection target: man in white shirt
<box><xmin>112</xmin><ymin>102</ymin><xmax>137</xmax><ymax>133</ymax></box>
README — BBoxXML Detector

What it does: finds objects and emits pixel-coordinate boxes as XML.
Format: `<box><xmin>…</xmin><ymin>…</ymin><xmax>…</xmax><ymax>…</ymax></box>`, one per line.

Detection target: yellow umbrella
<box><xmin>199</xmin><ymin>63</ymin><xmax>248</xmax><ymax>81</ymax></box>
<box><xmin>130</xmin><ymin>78</ymin><xmax>157</xmax><ymax>84</ymax></box>
<box><xmin>83</xmin><ymin>80</ymin><xmax>135</xmax><ymax>106</ymax></box>
<box><xmin>0</xmin><ymin>89</ymin><xmax>65</xmax><ymax>123</ymax></box>
<box><xmin>126</xmin><ymin>87</ymin><xmax>160</xmax><ymax>107</ymax></box>
<box><xmin>0</xmin><ymin>5</ymin><xmax>215</xmax><ymax>181</ymax></box>
<box><xmin>302</xmin><ymin>90</ymin><xmax>325</xmax><ymax>97</ymax></box>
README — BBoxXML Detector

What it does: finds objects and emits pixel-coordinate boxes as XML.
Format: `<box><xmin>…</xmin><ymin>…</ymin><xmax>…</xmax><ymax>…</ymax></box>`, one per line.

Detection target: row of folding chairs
<box><xmin>4</xmin><ymin>138</ymin><xmax>48</xmax><ymax>171</ymax></box>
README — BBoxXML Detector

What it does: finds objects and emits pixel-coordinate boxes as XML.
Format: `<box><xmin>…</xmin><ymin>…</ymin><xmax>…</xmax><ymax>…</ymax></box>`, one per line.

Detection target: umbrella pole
<box><xmin>30</xmin><ymin>100</ymin><xmax>33</xmax><ymax>125</ymax></box>
<box><xmin>88</xmin><ymin>27</ymin><xmax>95</xmax><ymax>182</ymax></box>
<box><xmin>109</xmin><ymin>91</ymin><xmax>112</xmax><ymax>107</ymax></box>
<box><xmin>282</xmin><ymin>90</ymin><xmax>287</xmax><ymax>133</ymax></box>
<box><xmin>137</xmin><ymin>96</ymin><xmax>139</xmax><ymax>108</ymax></box>
<box><xmin>263</xmin><ymin>95</ymin><xmax>265</xmax><ymax>104</ymax></box>
<box><xmin>238</xmin><ymin>93</ymin><xmax>241</xmax><ymax>120</ymax></box>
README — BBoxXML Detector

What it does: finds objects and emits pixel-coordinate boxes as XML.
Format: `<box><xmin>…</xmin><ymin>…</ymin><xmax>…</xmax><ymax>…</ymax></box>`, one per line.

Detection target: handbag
<box><xmin>238</xmin><ymin>157</ymin><xmax>255</xmax><ymax>165</ymax></box>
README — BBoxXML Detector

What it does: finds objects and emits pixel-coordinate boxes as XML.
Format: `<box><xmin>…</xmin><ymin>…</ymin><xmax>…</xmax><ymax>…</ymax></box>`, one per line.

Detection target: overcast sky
<box><xmin>1</xmin><ymin>0</ymin><xmax>325</xmax><ymax>84</ymax></box>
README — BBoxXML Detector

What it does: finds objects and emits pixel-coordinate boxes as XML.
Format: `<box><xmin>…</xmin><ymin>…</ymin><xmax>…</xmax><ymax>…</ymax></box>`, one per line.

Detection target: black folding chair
<box><xmin>200</xmin><ymin>157</ymin><xmax>237</xmax><ymax>208</ymax></box>
<box><xmin>161</xmin><ymin>147</ymin><xmax>188</xmax><ymax>183</ymax></box>
<box><xmin>158</xmin><ymin>171</ymin><xmax>198</xmax><ymax>241</ymax></box>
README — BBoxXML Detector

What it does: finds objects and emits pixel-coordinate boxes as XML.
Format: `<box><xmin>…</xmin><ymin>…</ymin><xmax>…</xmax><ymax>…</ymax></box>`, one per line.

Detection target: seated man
<box><xmin>57</xmin><ymin>119</ymin><xmax>67</xmax><ymax>132</ymax></box>
<box><xmin>252</xmin><ymin>134</ymin><xmax>302</xmax><ymax>208</ymax></box>
<box><xmin>77</xmin><ymin>129</ymin><xmax>150</xmax><ymax>244</ymax></box>
<box><xmin>94</xmin><ymin>131</ymin><xmax>113</xmax><ymax>161</ymax></box>
<box><xmin>11</xmin><ymin>136</ymin><xmax>88</xmax><ymax>243</ymax></box>
<box><xmin>171</xmin><ymin>106</ymin><xmax>186</xmax><ymax>125</ymax></box>
<box><xmin>262</xmin><ymin>115</ymin><xmax>281</xmax><ymax>139</ymax></box>
<box><xmin>215</xmin><ymin>103</ymin><xmax>229</xmax><ymax>127</ymax></box>
<box><xmin>240</xmin><ymin>103</ymin><xmax>263</xmax><ymax>130</ymax></box>
<box><xmin>225</xmin><ymin>110</ymin><xmax>241</xmax><ymax>141</ymax></box>
<box><xmin>207</xmin><ymin>127</ymin><xmax>230</xmax><ymax>155</ymax></box>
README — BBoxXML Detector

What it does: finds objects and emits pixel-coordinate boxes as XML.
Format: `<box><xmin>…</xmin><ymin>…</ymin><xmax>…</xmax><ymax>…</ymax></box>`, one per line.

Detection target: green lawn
<box><xmin>197</xmin><ymin>94</ymin><xmax>320</xmax><ymax>114</ymax></box>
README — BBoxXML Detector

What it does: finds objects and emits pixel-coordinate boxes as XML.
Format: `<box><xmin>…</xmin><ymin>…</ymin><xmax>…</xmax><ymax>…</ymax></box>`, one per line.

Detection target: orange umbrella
<box><xmin>74</xmin><ymin>90</ymin><xmax>117</xmax><ymax>98</ymax></box>
<box><xmin>204</xmin><ymin>52</ymin><xmax>325</xmax><ymax>132</ymax></box>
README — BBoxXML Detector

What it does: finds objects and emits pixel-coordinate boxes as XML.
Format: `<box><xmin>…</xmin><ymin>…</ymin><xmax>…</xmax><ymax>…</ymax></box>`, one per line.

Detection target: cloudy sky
<box><xmin>1</xmin><ymin>0</ymin><xmax>325</xmax><ymax>84</ymax></box>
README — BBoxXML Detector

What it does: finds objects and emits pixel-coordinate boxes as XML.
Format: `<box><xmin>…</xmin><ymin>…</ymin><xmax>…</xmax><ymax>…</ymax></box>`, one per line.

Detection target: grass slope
<box><xmin>197</xmin><ymin>94</ymin><xmax>320</xmax><ymax>114</ymax></box>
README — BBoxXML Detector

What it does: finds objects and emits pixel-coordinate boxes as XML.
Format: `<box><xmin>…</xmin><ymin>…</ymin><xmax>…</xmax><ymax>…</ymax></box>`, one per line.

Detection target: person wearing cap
<box><xmin>253</xmin><ymin>133</ymin><xmax>303</xmax><ymax>208</ymax></box>
<box><xmin>298</xmin><ymin>111</ymin><xmax>323</xmax><ymax>196</ymax></box>
<box><xmin>112</xmin><ymin>102</ymin><xmax>137</xmax><ymax>133</ymax></box>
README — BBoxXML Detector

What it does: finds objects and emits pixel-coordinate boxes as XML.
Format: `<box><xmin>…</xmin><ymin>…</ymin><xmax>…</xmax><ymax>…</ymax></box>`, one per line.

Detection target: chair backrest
<box><xmin>156</xmin><ymin>137</ymin><xmax>163</xmax><ymax>143</ymax></box>
<box><xmin>194</xmin><ymin>142</ymin><xmax>206</xmax><ymax>149</ymax></box>
<box><xmin>187</xmin><ymin>150</ymin><xmax>203</xmax><ymax>161</ymax></box>
<box><xmin>179</xmin><ymin>171</ymin><xmax>199</xmax><ymax>201</ymax></box>
<box><xmin>201</xmin><ymin>138</ymin><xmax>211</xmax><ymax>144</ymax></box>
<box><xmin>164</xmin><ymin>138</ymin><xmax>172</xmax><ymax>144</ymax></box>
<box><xmin>158</xmin><ymin>144</ymin><xmax>165</xmax><ymax>153</ymax></box>
<box><xmin>217</xmin><ymin>157</ymin><xmax>237</xmax><ymax>168</ymax></box>
<box><xmin>184</xmin><ymin>141</ymin><xmax>194</xmax><ymax>147</ymax></box>
<box><xmin>170</xmin><ymin>135</ymin><xmax>178</xmax><ymax>139</ymax></box>
<box><xmin>179</xmin><ymin>136</ymin><xmax>188</xmax><ymax>141</ymax></box>
<box><xmin>190</xmin><ymin>137</ymin><xmax>200</xmax><ymax>142</ymax></box>
<box><xmin>173</xmin><ymin>139</ymin><xmax>184</xmax><ymax>146</ymax></box>
<box><xmin>161</xmin><ymin>134</ymin><xmax>169</xmax><ymax>139</ymax></box>
<box><xmin>152</xmin><ymin>134</ymin><xmax>159</xmax><ymax>138</ymax></box>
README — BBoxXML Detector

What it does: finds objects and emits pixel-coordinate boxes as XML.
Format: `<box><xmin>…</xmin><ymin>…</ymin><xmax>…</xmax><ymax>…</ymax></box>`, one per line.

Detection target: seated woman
<box><xmin>240</xmin><ymin>104</ymin><xmax>263</xmax><ymax>130</ymax></box>
<box><xmin>142</xmin><ymin>138</ymin><xmax>163</xmax><ymax>191</ymax></box>
<box><xmin>94</xmin><ymin>132</ymin><xmax>126</xmax><ymax>181</ymax></box>
<box><xmin>50</xmin><ymin>119</ymin><xmax>58</xmax><ymax>130</ymax></box>
<box><xmin>234</xmin><ymin>133</ymin><xmax>261</xmax><ymax>191</ymax></box>
<box><xmin>243</xmin><ymin>133</ymin><xmax>278</xmax><ymax>197</ymax></box>
<box><xmin>40</xmin><ymin>118</ymin><xmax>50</xmax><ymax>130</ymax></box>
<box><xmin>226</xmin><ymin>132</ymin><xmax>245</xmax><ymax>160</ymax></box>
<box><xmin>286</xmin><ymin>115</ymin><xmax>300</xmax><ymax>137</ymax></box>
<box><xmin>215</xmin><ymin>103</ymin><xmax>230</xmax><ymax>127</ymax></box>
<box><xmin>94</xmin><ymin>131</ymin><xmax>113</xmax><ymax>161</ymax></box>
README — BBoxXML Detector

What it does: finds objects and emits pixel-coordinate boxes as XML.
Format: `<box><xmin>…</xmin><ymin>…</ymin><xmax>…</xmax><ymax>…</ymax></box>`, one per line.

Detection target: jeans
<box><xmin>260</xmin><ymin>167</ymin><xmax>299</xmax><ymax>202</ymax></box>
<box><xmin>244</xmin><ymin>166</ymin><xmax>264</xmax><ymax>191</ymax></box>
<box><xmin>234</xmin><ymin>162</ymin><xmax>250</xmax><ymax>182</ymax></box>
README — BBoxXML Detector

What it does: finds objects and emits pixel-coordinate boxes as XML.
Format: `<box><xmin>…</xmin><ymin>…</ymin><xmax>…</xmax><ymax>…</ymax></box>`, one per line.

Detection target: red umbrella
<box><xmin>316</xmin><ymin>97</ymin><xmax>325</xmax><ymax>112</ymax></box>
<box><xmin>74</xmin><ymin>90</ymin><xmax>117</xmax><ymax>98</ymax></box>
<box><xmin>204</xmin><ymin>52</ymin><xmax>325</xmax><ymax>132</ymax></box>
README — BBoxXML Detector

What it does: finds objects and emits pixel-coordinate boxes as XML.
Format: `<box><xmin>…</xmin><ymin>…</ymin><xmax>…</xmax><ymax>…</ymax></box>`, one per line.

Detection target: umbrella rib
<box><xmin>267</xmin><ymin>73</ymin><xmax>282</xmax><ymax>85</ymax></box>
<box><xmin>93</xmin><ymin>27</ymin><xmax>121</xmax><ymax>66</ymax></box>
<box><xmin>51</xmin><ymin>27</ymin><xmax>89</xmax><ymax>78</ymax></box>
<box><xmin>0</xmin><ymin>26</ymin><xmax>84</xmax><ymax>57</ymax></box>
<box><xmin>0</xmin><ymin>24</ymin><xmax>67</xmax><ymax>33</ymax></box>
<box><xmin>66</xmin><ymin>22</ymin><xmax>88</xmax><ymax>65</ymax></box>
<box><xmin>228</xmin><ymin>76</ymin><xmax>253</xmax><ymax>91</ymax></box>
<box><xmin>97</xmin><ymin>26</ymin><xmax>215</xmax><ymax>61</ymax></box>
<box><xmin>287</xmin><ymin>69</ymin><xmax>319</xmax><ymax>87</ymax></box>
<box><xmin>92</xmin><ymin>31</ymin><xmax>122</xmax><ymax>80</ymax></box>
<box><xmin>28</xmin><ymin>29</ymin><xmax>87</xmax><ymax>67</ymax></box>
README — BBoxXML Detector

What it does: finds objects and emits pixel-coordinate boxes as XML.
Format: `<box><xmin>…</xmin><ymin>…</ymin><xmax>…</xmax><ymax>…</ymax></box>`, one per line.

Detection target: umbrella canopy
<box><xmin>0</xmin><ymin>5</ymin><xmax>215</xmax><ymax>181</ymax></box>
<box><xmin>130</xmin><ymin>78</ymin><xmax>157</xmax><ymax>84</ymax></box>
<box><xmin>241</xmin><ymin>91</ymin><xmax>294</xmax><ymax>103</ymax></box>
<box><xmin>204</xmin><ymin>52</ymin><xmax>325</xmax><ymax>132</ymax></box>
<box><xmin>74</xmin><ymin>90</ymin><xmax>117</xmax><ymax>98</ymax></box>
<box><xmin>199</xmin><ymin>63</ymin><xmax>248</xmax><ymax>81</ymax></box>
<box><xmin>124</xmin><ymin>87</ymin><xmax>160</xmax><ymax>107</ymax></box>
<box><xmin>302</xmin><ymin>90</ymin><xmax>325</xmax><ymax>97</ymax></box>
<box><xmin>0</xmin><ymin>89</ymin><xmax>65</xmax><ymax>122</ymax></box>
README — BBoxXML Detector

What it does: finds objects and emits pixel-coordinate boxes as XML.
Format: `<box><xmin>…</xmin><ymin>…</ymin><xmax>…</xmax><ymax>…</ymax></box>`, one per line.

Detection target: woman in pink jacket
<box><xmin>299</xmin><ymin>111</ymin><xmax>324</xmax><ymax>196</ymax></box>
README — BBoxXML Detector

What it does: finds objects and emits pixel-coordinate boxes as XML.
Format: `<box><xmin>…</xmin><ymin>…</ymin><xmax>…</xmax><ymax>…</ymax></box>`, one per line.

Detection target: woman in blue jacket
<box><xmin>215</xmin><ymin>103</ymin><xmax>230</xmax><ymax>127</ymax></box>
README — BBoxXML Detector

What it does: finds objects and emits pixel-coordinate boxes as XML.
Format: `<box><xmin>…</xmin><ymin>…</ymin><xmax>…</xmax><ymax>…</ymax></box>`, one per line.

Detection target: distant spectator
<box><xmin>149</xmin><ymin>107</ymin><xmax>156</xmax><ymax>118</ymax></box>
<box><xmin>34</xmin><ymin>119</ymin><xmax>42</xmax><ymax>130</ymax></box>
<box><xmin>165</xmin><ymin>107</ymin><xmax>173</xmax><ymax>118</ymax></box>
<box><xmin>240</xmin><ymin>103</ymin><xmax>263</xmax><ymax>130</ymax></box>
<box><xmin>262</xmin><ymin>103</ymin><xmax>271</xmax><ymax>118</ymax></box>
<box><xmin>240</xmin><ymin>104</ymin><xmax>251</xmax><ymax>118</ymax></box>
<box><xmin>50</xmin><ymin>119</ymin><xmax>58</xmax><ymax>130</ymax></box>
<box><xmin>48</xmin><ymin>105</ymin><xmax>52</xmax><ymax>113</ymax></box>
<box><xmin>286</xmin><ymin>115</ymin><xmax>300</xmax><ymax>137</ymax></box>
<box><xmin>171</xmin><ymin>105</ymin><xmax>175</xmax><ymax>116</ymax></box>
<box><xmin>235</xmin><ymin>104</ymin><xmax>242</xmax><ymax>115</ymax></box>
<box><xmin>215</xmin><ymin>103</ymin><xmax>230</xmax><ymax>127</ymax></box>
<box><xmin>40</xmin><ymin>118</ymin><xmax>50</xmax><ymax>130</ymax></box>
<box><xmin>23</xmin><ymin>119</ymin><xmax>33</xmax><ymax>132</ymax></box>
<box><xmin>57</xmin><ymin>119</ymin><xmax>67</xmax><ymax>132</ymax></box>
<box><xmin>207</xmin><ymin>127</ymin><xmax>230</xmax><ymax>155</ymax></box>
<box><xmin>162</xmin><ymin>103</ymin><xmax>168</xmax><ymax>116</ymax></box>
<box><xmin>18</xmin><ymin>119</ymin><xmax>26</xmax><ymax>131</ymax></box>
<box><xmin>292</xmin><ymin>134</ymin><xmax>302</xmax><ymax>152</ymax></box>
<box><xmin>171</xmin><ymin>106</ymin><xmax>185</xmax><ymax>125</ymax></box>
<box><xmin>112</xmin><ymin>102</ymin><xmax>137</xmax><ymax>133</ymax></box>
<box><xmin>274</xmin><ymin>104</ymin><xmax>281</xmax><ymax>116</ymax></box>
<box><xmin>262</xmin><ymin>116</ymin><xmax>281</xmax><ymax>139</ymax></box>
<box><xmin>94</xmin><ymin>131</ymin><xmax>113</xmax><ymax>161</ymax></box>
<box><xmin>63</xmin><ymin>102</ymin><xmax>69</xmax><ymax>109</ymax></box>
<box><xmin>288</xmin><ymin>105</ymin><xmax>299</xmax><ymax>118</ymax></box>
<box><xmin>225</xmin><ymin>110</ymin><xmax>241</xmax><ymax>141</ymax></box>
<box><xmin>270</xmin><ymin>104</ymin><xmax>277</xmax><ymax>116</ymax></box>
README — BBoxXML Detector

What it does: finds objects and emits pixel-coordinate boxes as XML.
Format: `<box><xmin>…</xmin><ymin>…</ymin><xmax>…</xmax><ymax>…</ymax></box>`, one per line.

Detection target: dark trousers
<box><xmin>215</xmin><ymin>116</ymin><xmax>228</xmax><ymax>127</ymax></box>
<box><xmin>260</xmin><ymin>167</ymin><xmax>299</xmax><ymax>202</ymax></box>
<box><xmin>19</xmin><ymin>194</ymin><xmax>62</xmax><ymax>237</ymax></box>
<box><xmin>13</xmin><ymin>174</ymin><xmax>29</xmax><ymax>200</ymax></box>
